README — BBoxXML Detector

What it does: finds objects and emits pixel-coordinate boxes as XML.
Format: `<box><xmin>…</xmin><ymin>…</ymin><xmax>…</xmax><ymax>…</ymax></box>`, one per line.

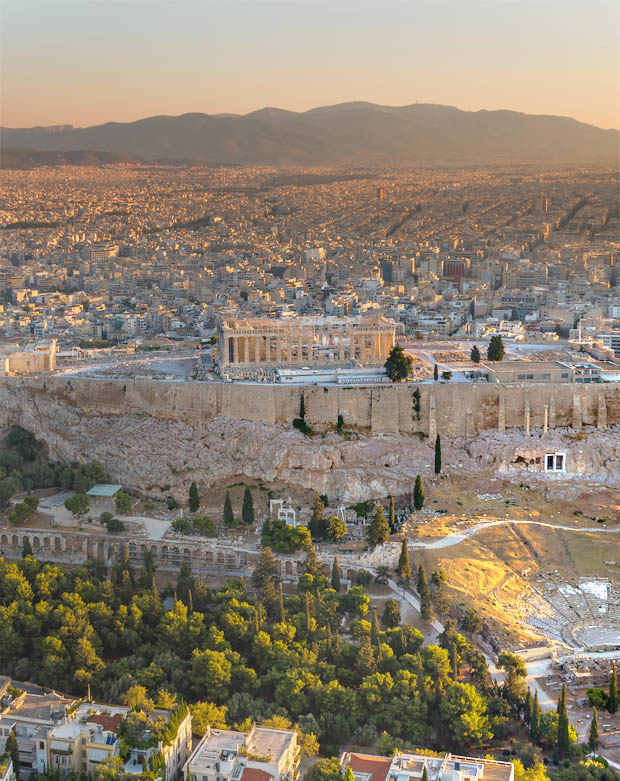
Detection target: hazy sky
<box><xmin>2</xmin><ymin>0</ymin><xmax>619</xmax><ymax>129</ymax></box>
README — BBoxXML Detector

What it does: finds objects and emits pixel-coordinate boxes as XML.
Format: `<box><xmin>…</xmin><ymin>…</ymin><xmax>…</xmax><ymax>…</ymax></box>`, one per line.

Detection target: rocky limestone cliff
<box><xmin>1</xmin><ymin>382</ymin><xmax>618</xmax><ymax>501</ymax></box>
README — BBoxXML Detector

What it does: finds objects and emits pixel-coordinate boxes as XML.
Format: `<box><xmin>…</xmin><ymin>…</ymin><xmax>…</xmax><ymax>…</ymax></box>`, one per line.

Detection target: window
<box><xmin>545</xmin><ymin>453</ymin><xmax>566</xmax><ymax>472</ymax></box>
<box><xmin>561</xmin><ymin>372</ymin><xmax>569</xmax><ymax>378</ymax></box>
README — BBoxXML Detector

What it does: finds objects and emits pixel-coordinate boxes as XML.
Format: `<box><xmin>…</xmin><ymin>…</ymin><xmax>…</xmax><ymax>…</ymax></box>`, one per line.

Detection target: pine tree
<box><xmin>413</xmin><ymin>475</ymin><xmax>424</xmax><ymax>510</ymax></box>
<box><xmin>609</xmin><ymin>661</ymin><xmax>618</xmax><ymax>713</ymax></box>
<box><xmin>188</xmin><ymin>481</ymin><xmax>199</xmax><ymax>513</ymax></box>
<box><xmin>530</xmin><ymin>690</ymin><xmax>541</xmax><ymax>742</ymax></box>
<box><xmin>433</xmin><ymin>363</ymin><xmax>439</xmax><ymax>381</ymax></box>
<box><xmin>487</xmin><ymin>335</ymin><xmax>505</xmax><ymax>362</ymax></box>
<box><xmin>434</xmin><ymin>434</ymin><xmax>442</xmax><ymax>475</ymax></box>
<box><xmin>396</xmin><ymin>538</ymin><xmax>411</xmax><ymax>579</ymax></box>
<box><xmin>384</xmin><ymin>344</ymin><xmax>413</xmax><ymax>382</ymax></box>
<box><xmin>223</xmin><ymin>490</ymin><xmax>235</xmax><ymax>527</ymax></box>
<box><xmin>589</xmin><ymin>706</ymin><xmax>599</xmax><ymax>752</ymax></box>
<box><xmin>368</xmin><ymin>505</ymin><xmax>391</xmax><ymax>547</ymax></box>
<box><xmin>470</xmin><ymin>345</ymin><xmax>481</xmax><ymax>363</ymax></box>
<box><xmin>557</xmin><ymin>683</ymin><xmax>570</xmax><ymax>756</ymax></box>
<box><xmin>22</xmin><ymin>537</ymin><xmax>32</xmax><ymax>558</ymax></box>
<box><xmin>331</xmin><ymin>556</ymin><xmax>341</xmax><ymax>592</ymax></box>
<box><xmin>300</xmin><ymin>394</ymin><xmax>305</xmax><ymax>419</ymax></box>
<box><xmin>6</xmin><ymin>730</ymin><xmax>19</xmax><ymax>778</ymax></box>
<box><xmin>388</xmin><ymin>494</ymin><xmax>396</xmax><ymax>532</ymax></box>
<box><xmin>242</xmin><ymin>486</ymin><xmax>255</xmax><ymax>525</ymax></box>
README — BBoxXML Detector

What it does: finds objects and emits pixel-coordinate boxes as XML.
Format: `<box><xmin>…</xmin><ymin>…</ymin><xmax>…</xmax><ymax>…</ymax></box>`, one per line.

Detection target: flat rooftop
<box><xmin>248</xmin><ymin>728</ymin><xmax>294</xmax><ymax>761</ymax></box>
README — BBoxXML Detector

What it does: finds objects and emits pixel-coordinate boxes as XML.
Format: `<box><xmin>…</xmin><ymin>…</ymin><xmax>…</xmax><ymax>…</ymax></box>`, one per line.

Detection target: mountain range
<box><xmin>2</xmin><ymin>102</ymin><xmax>618</xmax><ymax>167</ymax></box>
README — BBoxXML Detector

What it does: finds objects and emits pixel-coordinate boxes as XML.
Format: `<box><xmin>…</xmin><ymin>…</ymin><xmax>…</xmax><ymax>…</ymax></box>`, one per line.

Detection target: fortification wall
<box><xmin>1</xmin><ymin>376</ymin><xmax>618</xmax><ymax>437</ymax></box>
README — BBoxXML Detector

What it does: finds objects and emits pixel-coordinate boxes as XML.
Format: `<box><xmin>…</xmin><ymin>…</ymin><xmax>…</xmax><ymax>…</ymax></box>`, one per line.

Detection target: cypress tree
<box><xmin>300</xmin><ymin>394</ymin><xmax>305</xmax><ymax>419</ymax></box>
<box><xmin>530</xmin><ymin>690</ymin><xmax>541</xmax><ymax>742</ymax></box>
<box><xmin>413</xmin><ymin>475</ymin><xmax>424</xmax><ymax>510</ymax></box>
<box><xmin>422</xmin><ymin>766</ymin><xmax>429</xmax><ymax>781</ymax></box>
<box><xmin>434</xmin><ymin>434</ymin><xmax>442</xmax><ymax>475</ymax></box>
<box><xmin>309</xmin><ymin>494</ymin><xmax>325</xmax><ymax>539</ymax></box>
<box><xmin>417</xmin><ymin>564</ymin><xmax>433</xmax><ymax>622</ymax></box>
<box><xmin>524</xmin><ymin>688</ymin><xmax>532</xmax><ymax>725</ymax></box>
<box><xmin>305</xmin><ymin>593</ymin><xmax>314</xmax><ymax>634</ymax></box>
<box><xmin>242</xmin><ymin>486</ymin><xmax>255</xmax><ymax>525</ymax></box>
<box><xmin>6</xmin><ymin>730</ymin><xmax>19</xmax><ymax>777</ymax></box>
<box><xmin>470</xmin><ymin>345</ymin><xmax>481</xmax><ymax>363</ymax></box>
<box><xmin>451</xmin><ymin>643</ymin><xmax>459</xmax><ymax>680</ymax></box>
<box><xmin>396</xmin><ymin>538</ymin><xmax>411</xmax><ymax>579</ymax></box>
<box><xmin>589</xmin><ymin>706</ymin><xmax>599</xmax><ymax>752</ymax></box>
<box><xmin>331</xmin><ymin>556</ymin><xmax>341</xmax><ymax>592</ymax></box>
<box><xmin>278</xmin><ymin>582</ymin><xmax>286</xmax><ymax>624</ymax></box>
<box><xmin>433</xmin><ymin>363</ymin><xmax>439</xmax><ymax>381</ymax></box>
<box><xmin>609</xmin><ymin>661</ymin><xmax>618</xmax><ymax>713</ymax></box>
<box><xmin>368</xmin><ymin>505</ymin><xmax>391</xmax><ymax>547</ymax></box>
<box><xmin>223</xmin><ymin>490</ymin><xmax>234</xmax><ymax>527</ymax></box>
<box><xmin>388</xmin><ymin>494</ymin><xmax>396</xmax><ymax>532</ymax></box>
<box><xmin>188</xmin><ymin>481</ymin><xmax>199</xmax><ymax>513</ymax></box>
<box><xmin>22</xmin><ymin>537</ymin><xmax>32</xmax><ymax>558</ymax></box>
<box><xmin>557</xmin><ymin>683</ymin><xmax>570</xmax><ymax>756</ymax></box>
<box><xmin>370</xmin><ymin>608</ymin><xmax>381</xmax><ymax>647</ymax></box>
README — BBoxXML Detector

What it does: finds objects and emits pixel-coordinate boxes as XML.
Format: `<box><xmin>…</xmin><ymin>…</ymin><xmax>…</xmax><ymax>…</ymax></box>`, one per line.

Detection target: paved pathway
<box><xmin>410</xmin><ymin>518</ymin><xmax>620</xmax><ymax>550</ymax></box>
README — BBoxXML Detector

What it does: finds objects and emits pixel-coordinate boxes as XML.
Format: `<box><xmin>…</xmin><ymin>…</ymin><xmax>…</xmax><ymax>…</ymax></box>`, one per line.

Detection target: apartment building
<box><xmin>341</xmin><ymin>751</ymin><xmax>513</xmax><ymax>781</ymax></box>
<box><xmin>183</xmin><ymin>725</ymin><xmax>299</xmax><ymax>781</ymax></box>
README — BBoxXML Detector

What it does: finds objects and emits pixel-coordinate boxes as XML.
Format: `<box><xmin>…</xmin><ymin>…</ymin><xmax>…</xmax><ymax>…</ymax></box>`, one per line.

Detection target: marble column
<box><xmin>339</xmin><ymin>338</ymin><xmax>345</xmax><ymax>362</ymax></box>
<box><xmin>265</xmin><ymin>336</ymin><xmax>271</xmax><ymax>363</ymax></box>
<box><xmin>544</xmin><ymin>405</ymin><xmax>549</xmax><ymax>434</ymax></box>
<box><xmin>255</xmin><ymin>336</ymin><xmax>261</xmax><ymax>363</ymax></box>
<box><xmin>549</xmin><ymin>396</ymin><xmax>556</xmax><ymax>429</ymax></box>
<box><xmin>524</xmin><ymin>397</ymin><xmax>530</xmax><ymax>435</ymax></box>
<box><xmin>276</xmin><ymin>337</ymin><xmax>282</xmax><ymax>363</ymax></box>
<box><xmin>233</xmin><ymin>336</ymin><xmax>239</xmax><ymax>364</ymax></box>
<box><xmin>244</xmin><ymin>336</ymin><xmax>250</xmax><ymax>364</ymax></box>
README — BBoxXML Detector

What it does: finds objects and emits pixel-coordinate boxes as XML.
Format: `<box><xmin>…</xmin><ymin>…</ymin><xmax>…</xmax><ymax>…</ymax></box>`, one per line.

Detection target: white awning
<box><xmin>88</xmin><ymin>748</ymin><xmax>109</xmax><ymax>763</ymax></box>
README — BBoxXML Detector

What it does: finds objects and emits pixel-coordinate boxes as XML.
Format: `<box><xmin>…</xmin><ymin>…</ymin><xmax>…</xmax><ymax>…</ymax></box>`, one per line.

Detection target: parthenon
<box><xmin>217</xmin><ymin>315</ymin><xmax>397</xmax><ymax>367</ymax></box>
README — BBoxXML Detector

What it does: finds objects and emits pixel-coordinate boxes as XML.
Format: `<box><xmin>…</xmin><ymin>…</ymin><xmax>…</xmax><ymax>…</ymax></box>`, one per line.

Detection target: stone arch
<box><xmin>296</xmin><ymin>561</ymin><xmax>304</xmax><ymax>574</ymax></box>
<box><xmin>204</xmin><ymin>550</ymin><xmax>214</xmax><ymax>564</ymax></box>
<box><xmin>160</xmin><ymin>545</ymin><xmax>169</xmax><ymax>562</ymax></box>
<box><xmin>183</xmin><ymin>548</ymin><xmax>191</xmax><ymax>562</ymax></box>
<box><xmin>128</xmin><ymin>542</ymin><xmax>137</xmax><ymax>557</ymax></box>
<box><xmin>217</xmin><ymin>552</ymin><xmax>225</xmax><ymax>565</ymax></box>
<box><xmin>11</xmin><ymin>534</ymin><xmax>18</xmax><ymax>547</ymax></box>
<box><xmin>32</xmin><ymin>536</ymin><xmax>41</xmax><ymax>550</ymax></box>
<box><xmin>43</xmin><ymin>536</ymin><xmax>51</xmax><ymax>549</ymax></box>
<box><xmin>1</xmin><ymin>534</ymin><xmax>8</xmax><ymax>546</ymax></box>
<box><xmin>54</xmin><ymin>536</ymin><xmax>62</xmax><ymax>552</ymax></box>
<box><xmin>139</xmin><ymin>543</ymin><xmax>147</xmax><ymax>556</ymax></box>
<box><xmin>285</xmin><ymin>560</ymin><xmax>293</xmax><ymax>576</ymax></box>
<box><xmin>226</xmin><ymin>555</ymin><xmax>235</xmax><ymax>569</ymax></box>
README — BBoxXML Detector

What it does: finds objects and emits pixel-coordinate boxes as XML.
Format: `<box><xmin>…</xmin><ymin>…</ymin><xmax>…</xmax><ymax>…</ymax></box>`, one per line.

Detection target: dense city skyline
<box><xmin>2</xmin><ymin>0</ymin><xmax>619</xmax><ymax>130</ymax></box>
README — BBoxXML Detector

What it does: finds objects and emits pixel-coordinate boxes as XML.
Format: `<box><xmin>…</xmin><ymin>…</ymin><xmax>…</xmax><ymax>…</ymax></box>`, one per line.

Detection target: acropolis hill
<box><xmin>1</xmin><ymin>376</ymin><xmax>619</xmax><ymax>501</ymax></box>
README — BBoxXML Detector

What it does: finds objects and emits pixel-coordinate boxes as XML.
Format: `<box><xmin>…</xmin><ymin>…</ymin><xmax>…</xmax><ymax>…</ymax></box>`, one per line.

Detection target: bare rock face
<box><xmin>1</xmin><ymin>381</ymin><xmax>618</xmax><ymax>502</ymax></box>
